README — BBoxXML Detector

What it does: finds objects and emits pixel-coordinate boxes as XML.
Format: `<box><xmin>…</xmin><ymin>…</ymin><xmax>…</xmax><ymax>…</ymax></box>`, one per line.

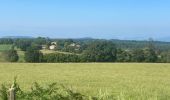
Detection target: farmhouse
<box><xmin>49</xmin><ymin>45</ymin><xmax>56</xmax><ymax>50</ymax></box>
<box><xmin>68</xmin><ymin>43</ymin><xmax>81</xmax><ymax>51</ymax></box>
<box><xmin>69</xmin><ymin>43</ymin><xmax>76</xmax><ymax>47</ymax></box>
<box><xmin>49</xmin><ymin>42</ymin><xmax>57</xmax><ymax>50</ymax></box>
<box><xmin>69</xmin><ymin>43</ymin><xmax>80</xmax><ymax>48</ymax></box>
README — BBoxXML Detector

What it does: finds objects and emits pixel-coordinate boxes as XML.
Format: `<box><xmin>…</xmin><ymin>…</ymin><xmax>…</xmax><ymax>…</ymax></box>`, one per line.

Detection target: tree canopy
<box><xmin>82</xmin><ymin>41</ymin><xmax>117</xmax><ymax>62</ymax></box>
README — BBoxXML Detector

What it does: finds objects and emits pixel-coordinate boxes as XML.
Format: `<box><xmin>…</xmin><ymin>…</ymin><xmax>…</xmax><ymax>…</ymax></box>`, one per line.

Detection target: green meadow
<box><xmin>0</xmin><ymin>44</ymin><xmax>12</xmax><ymax>52</ymax></box>
<box><xmin>0</xmin><ymin>45</ymin><xmax>12</xmax><ymax>62</ymax></box>
<box><xmin>0</xmin><ymin>63</ymin><xmax>170</xmax><ymax>99</ymax></box>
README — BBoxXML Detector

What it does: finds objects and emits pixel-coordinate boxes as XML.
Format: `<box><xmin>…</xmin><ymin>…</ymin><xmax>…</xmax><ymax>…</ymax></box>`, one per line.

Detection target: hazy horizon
<box><xmin>0</xmin><ymin>0</ymin><xmax>170</xmax><ymax>40</ymax></box>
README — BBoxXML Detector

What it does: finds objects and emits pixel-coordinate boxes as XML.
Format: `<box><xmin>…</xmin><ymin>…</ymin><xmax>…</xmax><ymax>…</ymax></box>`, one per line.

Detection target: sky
<box><xmin>0</xmin><ymin>0</ymin><xmax>170</xmax><ymax>40</ymax></box>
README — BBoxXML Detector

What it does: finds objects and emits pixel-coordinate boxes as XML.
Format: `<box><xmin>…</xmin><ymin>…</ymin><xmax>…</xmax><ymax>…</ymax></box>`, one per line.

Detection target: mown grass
<box><xmin>0</xmin><ymin>52</ymin><xmax>5</xmax><ymax>62</ymax></box>
<box><xmin>0</xmin><ymin>63</ymin><xmax>170</xmax><ymax>99</ymax></box>
<box><xmin>17</xmin><ymin>50</ymin><xmax>25</xmax><ymax>62</ymax></box>
<box><xmin>0</xmin><ymin>45</ymin><xmax>25</xmax><ymax>62</ymax></box>
<box><xmin>40</xmin><ymin>49</ymin><xmax>80</xmax><ymax>55</ymax></box>
<box><xmin>0</xmin><ymin>45</ymin><xmax>12</xmax><ymax>62</ymax></box>
<box><xmin>0</xmin><ymin>44</ymin><xmax>12</xmax><ymax>52</ymax></box>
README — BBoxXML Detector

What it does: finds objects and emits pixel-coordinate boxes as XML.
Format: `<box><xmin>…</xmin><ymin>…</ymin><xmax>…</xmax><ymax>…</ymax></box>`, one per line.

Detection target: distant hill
<box><xmin>0</xmin><ymin>36</ymin><xmax>170</xmax><ymax>52</ymax></box>
<box><xmin>1</xmin><ymin>35</ymin><xmax>170</xmax><ymax>42</ymax></box>
<box><xmin>2</xmin><ymin>36</ymin><xmax>34</xmax><ymax>39</ymax></box>
<box><xmin>156</xmin><ymin>37</ymin><xmax>170</xmax><ymax>42</ymax></box>
<box><xmin>110</xmin><ymin>39</ymin><xmax>170</xmax><ymax>51</ymax></box>
<box><xmin>73</xmin><ymin>38</ymin><xmax>170</xmax><ymax>51</ymax></box>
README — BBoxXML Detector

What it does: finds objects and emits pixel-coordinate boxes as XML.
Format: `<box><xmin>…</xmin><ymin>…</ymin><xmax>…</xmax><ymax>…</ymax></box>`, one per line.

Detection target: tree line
<box><xmin>2</xmin><ymin>38</ymin><xmax>170</xmax><ymax>63</ymax></box>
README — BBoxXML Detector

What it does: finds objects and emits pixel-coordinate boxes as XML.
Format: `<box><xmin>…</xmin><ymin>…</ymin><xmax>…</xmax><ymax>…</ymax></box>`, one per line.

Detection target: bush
<box><xmin>3</xmin><ymin>49</ymin><xmax>19</xmax><ymax>62</ymax></box>
<box><xmin>82</xmin><ymin>41</ymin><xmax>117</xmax><ymax>62</ymax></box>
<box><xmin>0</xmin><ymin>84</ymin><xmax>8</xmax><ymax>100</ymax></box>
<box><xmin>0</xmin><ymin>80</ymin><xmax>88</xmax><ymax>100</ymax></box>
<box><xmin>25</xmin><ymin>47</ymin><xmax>43</xmax><ymax>63</ymax></box>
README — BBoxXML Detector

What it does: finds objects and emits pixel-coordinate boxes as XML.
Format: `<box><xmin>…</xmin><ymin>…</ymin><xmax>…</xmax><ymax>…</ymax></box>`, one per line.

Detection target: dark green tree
<box><xmin>132</xmin><ymin>49</ymin><xmax>145</xmax><ymax>62</ymax></box>
<box><xmin>160</xmin><ymin>51</ymin><xmax>170</xmax><ymax>63</ymax></box>
<box><xmin>143</xmin><ymin>39</ymin><xmax>158</xmax><ymax>62</ymax></box>
<box><xmin>82</xmin><ymin>41</ymin><xmax>117</xmax><ymax>62</ymax></box>
<box><xmin>116</xmin><ymin>49</ymin><xmax>132</xmax><ymax>62</ymax></box>
<box><xmin>3</xmin><ymin>49</ymin><xmax>19</xmax><ymax>62</ymax></box>
<box><xmin>143</xmin><ymin>48</ymin><xmax>158</xmax><ymax>62</ymax></box>
<box><xmin>33</xmin><ymin>37</ymin><xmax>47</xmax><ymax>45</ymax></box>
<box><xmin>15</xmin><ymin>39</ymin><xmax>32</xmax><ymax>51</ymax></box>
<box><xmin>25</xmin><ymin>47</ymin><xmax>43</xmax><ymax>63</ymax></box>
<box><xmin>0</xmin><ymin>38</ymin><xmax>13</xmax><ymax>44</ymax></box>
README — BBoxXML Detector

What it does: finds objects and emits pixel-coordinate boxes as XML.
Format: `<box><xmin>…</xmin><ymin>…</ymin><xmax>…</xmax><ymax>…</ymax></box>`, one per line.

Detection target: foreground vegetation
<box><xmin>1</xmin><ymin>79</ymin><xmax>88</xmax><ymax>100</ymax></box>
<box><xmin>0</xmin><ymin>63</ymin><xmax>170</xmax><ymax>99</ymax></box>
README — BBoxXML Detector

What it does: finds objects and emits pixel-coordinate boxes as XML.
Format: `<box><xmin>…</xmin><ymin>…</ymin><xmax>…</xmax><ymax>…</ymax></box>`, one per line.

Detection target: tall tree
<box><xmin>3</xmin><ymin>49</ymin><xmax>19</xmax><ymax>62</ymax></box>
<box><xmin>143</xmin><ymin>38</ymin><xmax>158</xmax><ymax>62</ymax></box>
<box><xmin>132</xmin><ymin>49</ymin><xmax>145</xmax><ymax>62</ymax></box>
<box><xmin>25</xmin><ymin>47</ymin><xmax>43</xmax><ymax>63</ymax></box>
<box><xmin>143</xmin><ymin>48</ymin><xmax>158</xmax><ymax>62</ymax></box>
<box><xmin>82</xmin><ymin>41</ymin><xmax>117</xmax><ymax>62</ymax></box>
<box><xmin>116</xmin><ymin>49</ymin><xmax>132</xmax><ymax>62</ymax></box>
<box><xmin>15</xmin><ymin>39</ymin><xmax>32</xmax><ymax>51</ymax></box>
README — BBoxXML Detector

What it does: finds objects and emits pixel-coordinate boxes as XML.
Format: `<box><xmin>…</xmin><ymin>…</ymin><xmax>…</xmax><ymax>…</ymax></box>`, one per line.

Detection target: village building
<box><xmin>49</xmin><ymin>45</ymin><xmax>56</xmax><ymax>50</ymax></box>
<box><xmin>69</xmin><ymin>43</ymin><xmax>76</xmax><ymax>47</ymax></box>
<box><xmin>49</xmin><ymin>41</ymin><xmax>57</xmax><ymax>50</ymax></box>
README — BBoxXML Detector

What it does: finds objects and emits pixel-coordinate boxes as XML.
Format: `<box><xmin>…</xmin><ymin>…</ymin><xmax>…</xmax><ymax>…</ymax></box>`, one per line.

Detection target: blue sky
<box><xmin>0</xmin><ymin>0</ymin><xmax>170</xmax><ymax>40</ymax></box>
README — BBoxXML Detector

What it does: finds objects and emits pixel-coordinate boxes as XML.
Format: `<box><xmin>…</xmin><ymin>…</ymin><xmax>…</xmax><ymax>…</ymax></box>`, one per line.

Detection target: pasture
<box><xmin>0</xmin><ymin>44</ymin><xmax>12</xmax><ymax>51</ymax></box>
<box><xmin>0</xmin><ymin>45</ymin><xmax>25</xmax><ymax>62</ymax></box>
<box><xmin>41</xmin><ymin>49</ymin><xmax>80</xmax><ymax>55</ymax></box>
<box><xmin>0</xmin><ymin>63</ymin><xmax>170</xmax><ymax>99</ymax></box>
<box><xmin>0</xmin><ymin>45</ymin><xmax>12</xmax><ymax>62</ymax></box>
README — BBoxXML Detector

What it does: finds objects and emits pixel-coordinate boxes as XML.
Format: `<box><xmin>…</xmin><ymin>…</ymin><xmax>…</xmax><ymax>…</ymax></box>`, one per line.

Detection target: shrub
<box><xmin>0</xmin><ymin>80</ymin><xmax>87</xmax><ymax>100</ymax></box>
<box><xmin>25</xmin><ymin>47</ymin><xmax>43</xmax><ymax>63</ymax></box>
<box><xmin>2</xmin><ymin>49</ymin><xmax>19</xmax><ymax>62</ymax></box>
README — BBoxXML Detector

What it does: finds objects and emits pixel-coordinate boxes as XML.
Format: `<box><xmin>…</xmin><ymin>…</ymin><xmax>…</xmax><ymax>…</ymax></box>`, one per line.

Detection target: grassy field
<box><xmin>0</xmin><ymin>45</ymin><xmax>12</xmax><ymax>62</ymax></box>
<box><xmin>0</xmin><ymin>44</ymin><xmax>25</xmax><ymax>62</ymax></box>
<box><xmin>41</xmin><ymin>49</ymin><xmax>80</xmax><ymax>55</ymax></box>
<box><xmin>0</xmin><ymin>44</ymin><xmax>12</xmax><ymax>52</ymax></box>
<box><xmin>0</xmin><ymin>52</ymin><xmax>5</xmax><ymax>62</ymax></box>
<box><xmin>0</xmin><ymin>63</ymin><xmax>170</xmax><ymax>99</ymax></box>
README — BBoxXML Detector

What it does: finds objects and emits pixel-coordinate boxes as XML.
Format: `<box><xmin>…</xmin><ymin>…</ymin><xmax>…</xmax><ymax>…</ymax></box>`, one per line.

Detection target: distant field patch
<box><xmin>0</xmin><ymin>44</ymin><xmax>12</xmax><ymax>51</ymax></box>
<box><xmin>0</xmin><ymin>45</ymin><xmax>12</xmax><ymax>62</ymax></box>
<box><xmin>17</xmin><ymin>50</ymin><xmax>25</xmax><ymax>62</ymax></box>
<box><xmin>41</xmin><ymin>50</ymin><xmax>79</xmax><ymax>55</ymax></box>
<box><xmin>0</xmin><ymin>52</ymin><xmax>5</xmax><ymax>62</ymax></box>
